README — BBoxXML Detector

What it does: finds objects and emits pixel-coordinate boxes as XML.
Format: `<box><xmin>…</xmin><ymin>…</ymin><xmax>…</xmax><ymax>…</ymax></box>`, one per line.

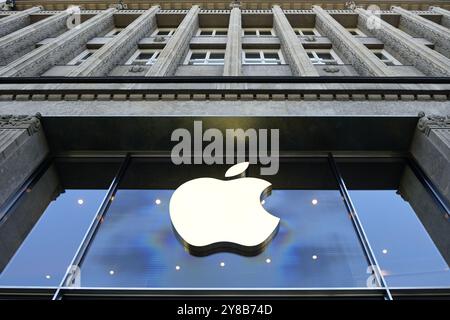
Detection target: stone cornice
<box><xmin>417</xmin><ymin>112</ymin><xmax>450</xmax><ymax>136</ymax></box>
<box><xmin>11</xmin><ymin>0</ymin><xmax>450</xmax><ymax>11</ymax></box>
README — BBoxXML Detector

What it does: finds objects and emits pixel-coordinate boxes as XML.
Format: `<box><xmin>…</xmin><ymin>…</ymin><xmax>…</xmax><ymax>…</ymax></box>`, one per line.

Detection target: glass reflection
<box><xmin>0</xmin><ymin>158</ymin><xmax>121</xmax><ymax>287</ymax></box>
<box><xmin>338</xmin><ymin>158</ymin><xmax>450</xmax><ymax>287</ymax></box>
<box><xmin>79</xmin><ymin>159</ymin><xmax>369</xmax><ymax>288</ymax></box>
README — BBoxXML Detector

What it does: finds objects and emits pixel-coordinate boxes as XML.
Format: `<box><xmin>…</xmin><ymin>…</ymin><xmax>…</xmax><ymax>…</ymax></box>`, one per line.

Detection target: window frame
<box><xmin>242</xmin><ymin>28</ymin><xmax>276</xmax><ymax>37</ymax></box>
<box><xmin>371</xmin><ymin>49</ymin><xmax>402</xmax><ymax>66</ymax></box>
<box><xmin>105</xmin><ymin>28</ymin><xmax>124</xmax><ymax>37</ymax></box>
<box><xmin>305</xmin><ymin>49</ymin><xmax>343</xmax><ymax>65</ymax></box>
<box><xmin>242</xmin><ymin>49</ymin><xmax>285</xmax><ymax>65</ymax></box>
<box><xmin>294</xmin><ymin>28</ymin><xmax>321</xmax><ymax>36</ymax></box>
<box><xmin>67</xmin><ymin>49</ymin><xmax>96</xmax><ymax>66</ymax></box>
<box><xmin>151</xmin><ymin>28</ymin><xmax>176</xmax><ymax>37</ymax></box>
<box><xmin>196</xmin><ymin>28</ymin><xmax>228</xmax><ymax>37</ymax></box>
<box><xmin>184</xmin><ymin>50</ymin><xmax>226</xmax><ymax>65</ymax></box>
<box><xmin>125</xmin><ymin>49</ymin><xmax>161</xmax><ymax>66</ymax></box>
<box><xmin>346</xmin><ymin>28</ymin><xmax>367</xmax><ymax>37</ymax></box>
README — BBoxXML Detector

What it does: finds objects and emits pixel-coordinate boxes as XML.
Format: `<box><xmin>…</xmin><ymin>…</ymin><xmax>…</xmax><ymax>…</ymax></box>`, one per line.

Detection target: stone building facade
<box><xmin>0</xmin><ymin>0</ymin><xmax>449</xmax><ymax>299</ymax></box>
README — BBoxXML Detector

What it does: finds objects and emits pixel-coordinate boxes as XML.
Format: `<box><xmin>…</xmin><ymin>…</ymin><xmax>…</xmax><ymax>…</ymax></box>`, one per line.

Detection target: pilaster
<box><xmin>430</xmin><ymin>6</ymin><xmax>450</xmax><ymax>28</ymax></box>
<box><xmin>392</xmin><ymin>6</ymin><xmax>450</xmax><ymax>58</ymax></box>
<box><xmin>313</xmin><ymin>5</ymin><xmax>392</xmax><ymax>76</ymax></box>
<box><xmin>146</xmin><ymin>5</ymin><xmax>200</xmax><ymax>77</ymax></box>
<box><xmin>0</xmin><ymin>6</ymin><xmax>42</xmax><ymax>38</ymax></box>
<box><xmin>273</xmin><ymin>5</ymin><xmax>318</xmax><ymax>76</ymax></box>
<box><xmin>223</xmin><ymin>6</ymin><xmax>242</xmax><ymax>76</ymax></box>
<box><xmin>356</xmin><ymin>8</ymin><xmax>450</xmax><ymax>76</ymax></box>
<box><xmin>68</xmin><ymin>6</ymin><xmax>159</xmax><ymax>76</ymax></box>
<box><xmin>0</xmin><ymin>8</ymin><xmax>116</xmax><ymax>77</ymax></box>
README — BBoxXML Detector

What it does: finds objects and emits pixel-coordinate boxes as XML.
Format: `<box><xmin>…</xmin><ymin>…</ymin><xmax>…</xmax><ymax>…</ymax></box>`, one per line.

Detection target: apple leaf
<box><xmin>225</xmin><ymin>162</ymin><xmax>250</xmax><ymax>178</ymax></box>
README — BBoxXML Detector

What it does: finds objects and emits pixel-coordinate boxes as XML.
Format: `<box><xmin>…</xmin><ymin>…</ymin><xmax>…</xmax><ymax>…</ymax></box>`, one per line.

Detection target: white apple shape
<box><xmin>169</xmin><ymin>162</ymin><xmax>280</xmax><ymax>256</ymax></box>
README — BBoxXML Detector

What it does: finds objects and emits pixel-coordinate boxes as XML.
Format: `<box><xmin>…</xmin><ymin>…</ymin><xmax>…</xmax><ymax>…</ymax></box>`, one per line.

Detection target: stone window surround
<box><xmin>346</xmin><ymin>28</ymin><xmax>367</xmax><ymax>37</ymax></box>
<box><xmin>104</xmin><ymin>27</ymin><xmax>123</xmax><ymax>37</ymax></box>
<box><xmin>67</xmin><ymin>49</ymin><xmax>97</xmax><ymax>66</ymax></box>
<box><xmin>294</xmin><ymin>28</ymin><xmax>321</xmax><ymax>36</ymax></box>
<box><xmin>196</xmin><ymin>28</ymin><xmax>228</xmax><ymax>36</ymax></box>
<box><xmin>370</xmin><ymin>49</ymin><xmax>403</xmax><ymax>66</ymax></box>
<box><xmin>242</xmin><ymin>28</ymin><xmax>276</xmax><ymax>37</ymax></box>
<box><xmin>306</xmin><ymin>48</ymin><xmax>343</xmax><ymax>65</ymax></box>
<box><xmin>151</xmin><ymin>28</ymin><xmax>177</xmax><ymax>37</ymax></box>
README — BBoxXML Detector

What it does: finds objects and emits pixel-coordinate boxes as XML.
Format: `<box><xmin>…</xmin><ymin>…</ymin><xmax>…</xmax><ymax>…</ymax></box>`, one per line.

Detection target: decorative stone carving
<box><xmin>417</xmin><ymin>113</ymin><xmax>450</xmax><ymax>136</ymax></box>
<box><xmin>0</xmin><ymin>8</ymin><xmax>117</xmax><ymax>77</ymax></box>
<box><xmin>0</xmin><ymin>6</ymin><xmax>42</xmax><ymax>38</ymax></box>
<box><xmin>356</xmin><ymin>8</ymin><xmax>450</xmax><ymax>77</ymax></box>
<box><xmin>392</xmin><ymin>6</ymin><xmax>450</xmax><ymax>59</ymax></box>
<box><xmin>0</xmin><ymin>113</ymin><xmax>42</xmax><ymax>135</ymax></box>
<box><xmin>68</xmin><ymin>6</ymin><xmax>159</xmax><ymax>77</ymax></box>
<box><xmin>313</xmin><ymin>5</ymin><xmax>391</xmax><ymax>76</ymax></box>
<box><xmin>323</xmin><ymin>66</ymin><xmax>340</xmax><ymax>73</ymax></box>
<box><xmin>303</xmin><ymin>35</ymin><xmax>316</xmax><ymax>42</ymax></box>
<box><xmin>223</xmin><ymin>6</ymin><xmax>242</xmax><ymax>76</ymax></box>
<box><xmin>146</xmin><ymin>5</ymin><xmax>200</xmax><ymax>76</ymax></box>
<box><xmin>273</xmin><ymin>5</ymin><xmax>318</xmax><ymax>76</ymax></box>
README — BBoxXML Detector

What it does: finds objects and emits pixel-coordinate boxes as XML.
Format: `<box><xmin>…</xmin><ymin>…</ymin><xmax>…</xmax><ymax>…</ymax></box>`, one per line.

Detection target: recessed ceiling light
<box><xmin>220</xmin><ymin>262</ymin><xmax>225</xmax><ymax>267</ymax></box>
<box><xmin>312</xmin><ymin>199</ymin><xmax>318</xmax><ymax>205</ymax></box>
<box><xmin>265</xmin><ymin>258</ymin><xmax>271</xmax><ymax>264</ymax></box>
<box><xmin>312</xmin><ymin>255</ymin><xmax>318</xmax><ymax>260</ymax></box>
<box><xmin>155</xmin><ymin>199</ymin><xmax>161</xmax><ymax>205</ymax></box>
<box><xmin>77</xmin><ymin>199</ymin><xmax>84</xmax><ymax>205</ymax></box>
<box><xmin>109</xmin><ymin>270</ymin><xmax>115</xmax><ymax>275</ymax></box>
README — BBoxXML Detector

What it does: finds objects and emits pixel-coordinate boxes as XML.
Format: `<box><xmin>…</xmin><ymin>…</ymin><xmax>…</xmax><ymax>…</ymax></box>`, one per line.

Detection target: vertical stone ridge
<box><xmin>223</xmin><ymin>7</ymin><xmax>242</xmax><ymax>76</ymax></box>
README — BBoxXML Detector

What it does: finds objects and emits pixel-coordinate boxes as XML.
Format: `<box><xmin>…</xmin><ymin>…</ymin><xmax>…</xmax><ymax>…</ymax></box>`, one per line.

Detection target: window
<box><xmin>243</xmin><ymin>28</ymin><xmax>276</xmax><ymax>36</ymax></box>
<box><xmin>346</xmin><ymin>28</ymin><xmax>366</xmax><ymax>36</ymax></box>
<box><xmin>306</xmin><ymin>49</ymin><xmax>343</xmax><ymax>65</ymax></box>
<box><xmin>125</xmin><ymin>50</ymin><xmax>160</xmax><ymax>65</ymax></box>
<box><xmin>67</xmin><ymin>49</ymin><xmax>96</xmax><ymax>66</ymax></box>
<box><xmin>294</xmin><ymin>28</ymin><xmax>320</xmax><ymax>36</ymax></box>
<box><xmin>152</xmin><ymin>28</ymin><xmax>176</xmax><ymax>37</ymax></box>
<box><xmin>243</xmin><ymin>50</ymin><xmax>284</xmax><ymax>65</ymax></box>
<box><xmin>105</xmin><ymin>28</ymin><xmax>123</xmax><ymax>37</ymax></box>
<box><xmin>185</xmin><ymin>50</ymin><xmax>225</xmax><ymax>65</ymax></box>
<box><xmin>371</xmin><ymin>49</ymin><xmax>402</xmax><ymax>66</ymax></box>
<box><xmin>197</xmin><ymin>28</ymin><xmax>228</xmax><ymax>36</ymax></box>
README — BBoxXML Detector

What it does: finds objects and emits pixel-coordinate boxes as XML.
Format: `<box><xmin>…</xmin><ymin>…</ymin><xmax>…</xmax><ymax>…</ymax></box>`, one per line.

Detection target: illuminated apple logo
<box><xmin>169</xmin><ymin>162</ymin><xmax>280</xmax><ymax>256</ymax></box>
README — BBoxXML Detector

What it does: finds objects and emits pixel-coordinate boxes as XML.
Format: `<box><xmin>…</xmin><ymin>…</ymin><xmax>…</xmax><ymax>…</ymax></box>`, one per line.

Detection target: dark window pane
<box><xmin>200</xmin><ymin>30</ymin><xmax>213</xmax><ymax>35</ymax></box>
<box><xmin>317</xmin><ymin>53</ymin><xmax>333</xmax><ymax>60</ymax></box>
<box><xmin>245</xmin><ymin>52</ymin><xmax>260</xmax><ymax>59</ymax></box>
<box><xmin>374</xmin><ymin>52</ymin><xmax>386</xmax><ymax>59</ymax></box>
<box><xmin>79</xmin><ymin>159</ymin><xmax>370</xmax><ymax>288</ymax></box>
<box><xmin>263</xmin><ymin>53</ymin><xmax>279</xmax><ymax>60</ymax></box>
<box><xmin>307</xmin><ymin>52</ymin><xmax>314</xmax><ymax>58</ymax></box>
<box><xmin>190</xmin><ymin>53</ymin><xmax>207</xmax><ymax>60</ymax></box>
<box><xmin>215</xmin><ymin>30</ymin><xmax>227</xmax><ymax>36</ymax></box>
<box><xmin>259</xmin><ymin>30</ymin><xmax>272</xmax><ymax>36</ymax></box>
<box><xmin>338</xmin><ymin>158</ymin><xmax>450</xmax><ymax>287</ymax></box>
<box><xmin>156</xmin><ymin>31</ymin><xmax>170</xmax><ymax>35</ymax></box>
<box><xmin>209</xmin><ymin>53</ymin><xmax>225</xmax><ymax>59</ymax></box>
<box><xmin>0</xmin><ymin>158</ymin><xmax>122</xmax><ymax>286</ymax></box>
<box><xmin>244</xmin><ymin>30</ymin><xmax>257</xmax><ymax>36</ymax></box>
<box><xmin>137</xmin><ymin>53</ymin><xmax>154</xmax><ymax>60</ymax></box>
<box><xmin>302</xmin><ymin>30</ymin><xmax>315</xmax><ymax>35</ymax></box>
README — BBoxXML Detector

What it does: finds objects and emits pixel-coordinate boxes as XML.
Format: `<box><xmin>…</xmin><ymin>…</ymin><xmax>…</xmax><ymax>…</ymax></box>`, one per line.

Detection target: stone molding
<box><xmin>146</xmin><ymin>5</ymin><xmax>200</xmax><ymax>76</ymax></box>
<box><xmin>417</xmin><ymin>112</ymin><xmax>450</xmax><ymax>136</ymax></box>
<box><xmin>273</xmin><ymin>5</ymin><xmax>318</xmax><ymax>76</ymax></box>
<box><xmin>0</xmin><ymin>113</ymin><xmax>42</xmax><ymax>135</ymax></box>
<box><xmin>430</xmin><ymin>6</ymin><xmax>450</xmax><ymax>28</ymax></box>
<box><xmin>313</xmin><ymin>6</ymin><xmax>392</xmax><ymax>76</ymax></box>
<box><xmin>356</xmin><ymin>8</ymin><xmax>450</xmax><ymax>77</ymax></box>
<box><xmin>68</xmin><ymin>6</ymin><xmax>160</xmax><ymax>76</ymax></box>
<box><xmin>0</xmin><ymin>6</ymin><xmax>42</xmax><ymax>38</ymax></box>
<box><xmin>392</xmin><ymin>6</ymin><xmax>450</xmax><ymax>59</ymax></box>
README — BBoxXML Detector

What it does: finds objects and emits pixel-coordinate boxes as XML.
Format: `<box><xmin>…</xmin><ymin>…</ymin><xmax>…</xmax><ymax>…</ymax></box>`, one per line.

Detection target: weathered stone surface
<box><xmin>357</xmin><ymin>8</ymin><xmax>450</xmax><ymax>76</ymax></box>
<box><xmin>393</xmin><ymin>6</ymin><xmax>450</xmax><ymax>58</ymax></box>
<box><xmin>0</xmin><ymin>114</ymin><xmax>49</xmax><ymax>207</ymax></box>
<box><xmin>313</xmin><ymin>5</ymin><xmax>392</xmax><ymax>76</ymax></box>
<box><xmin>223</xmin><ymin>6</ymin><xmax>242</xmax><ymax>76</ymax></box>
<box><xmin>68</xmin><ymin>6</ymin><xmax>159</xmax><ymax>76</ymax></box>
<box><xmin>0</xmin><ymin>10</ymin><xmax>70</xmax><ymax>65</ymax></box>
<box><xmin>430</xmin><ymin>6</ymin><xmax>450</xmax><ymax>28</ymax></box>
<box><xmin>146</xmin><ymin>5</ymin><xmax>200</xmax><ymax>76</ymax></box>
<box><xmin>410</xmin><ymin>114</ymin><xmax>450</xmax><ymax>203</ymax></box>
<box><xmin>0</xmin><ymin>8</ymin><xmax>116</xmax><ymax>77</ymax></box>
<box><xmin>0</xmin><ymin>6</ymin><xmax>42</xmax><ymax>38</ymax></box>
<box><xmin>273</xmin><ymin>5</ymin><xmax>318</xmax><ymax>76</ymax></box>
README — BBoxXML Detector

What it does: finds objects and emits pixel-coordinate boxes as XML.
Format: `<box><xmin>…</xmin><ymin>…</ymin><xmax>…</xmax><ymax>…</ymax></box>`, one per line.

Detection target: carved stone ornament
<box><xmin>0</xmin><ymin>113</ymin><xmax>42</xmax><ymax>135</ymax></box>
<box><xmin>323</xmin><ymin>66</ymin><xmax>340</xmax><ymax>73</ymax></box>
<box><xmin>303</xmin><ymin>35</ymin><xmax>316</xmax><ymax>42</ymax></box>
<box><xmin>417</xmin><ymin>113</ymin><xmax>450</xmax><ymax>136</ymax></box>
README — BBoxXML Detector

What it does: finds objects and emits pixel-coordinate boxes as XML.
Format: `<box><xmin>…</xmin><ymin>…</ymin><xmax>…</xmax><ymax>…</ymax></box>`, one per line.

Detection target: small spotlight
<box><xmin>265</xmin><ymin>258</ymin><xmax>271</xmax><ymax>264</ymax></box>
<box><xmin>45</xmin><ymin>275</ymin><xmax>51</xmax><ymax>279</ymax></box>
<box><xmin>312</xmin><ymin>199</ymin><xmax>318</xmax><ymax>205</ymax></box>
<box><xmin>312</xmin><ymin>255</ymin><xmax>318</xmax><ymax>260</ymax></box>
<box><xmin>155</xmin><ymin>199</ymin><xmax>161</xmax><ymax>205</ymax></box>
<box><xmin>109</xmin><ymin>270</ymin><xmax>115</xmax><ymax>275</ymax></box>
<box><xmin>382</xmin><ymin>249</ymin><xmax>388</xmax><ymax>254</ymax></box>
<box><xmin>220</xmin><ymin>262</ymin><xmax>225</xmax><ymax>267</ymax></box>
<box><xmin>77</xmin><ymin>199</ymin><xmax>84</xmax><ymax>205</ymax></box>
<box><xmin>175</xmin><ymin>265</ymin><xmax>181</xmax><ymax>271</ymax></box>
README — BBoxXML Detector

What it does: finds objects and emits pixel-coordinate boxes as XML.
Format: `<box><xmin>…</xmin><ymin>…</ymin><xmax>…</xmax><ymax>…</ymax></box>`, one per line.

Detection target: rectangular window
<box><xmin>371</xmin><ymin>49</ymin><xmax>402</xmax><ymax>66</ymax></box>
<box><xmin>185</xmin><ymin>50</ymin><xmax>225</xmax><ymax>65</ymax></box>
<box><xmin>242</xmin><ymin>50</ymin><xmax>284</xmax><ymax>65</ymax></box>
<box><xmin>295</xmin><ymin>28</ymin><xmax>320</xmax><ymax>36</ymax></box>
<box><xmin>306</xmin><ymin>49</ymin><xmax>342</xmax><ymax>65</ymax></box>
<box><xmin>152</xmin><ymin>28</ymin><xmax>176</xmax><ymax>37</ymax></box>
<box><xmin>67</xmin><ymin>49</ymin><xmax>96</xmax><ymax>66</ymax></box>
<box><xmin>243</xmin><ymin>28</ymin><xmax>276</xmax><ymax>37</ymax></box>
<box><xmin>197</xmin><ymin>28</ymin><xmax>228</xmax><ymax>36</ymax></box>
<box><xmin>346</xmin><ymin>28</ymin><xmax>366</xmax><ymax>36</ymax></box>
<box><xmin>125</xmin><ymin>50</ymin><xmax>160</xmax><ymax>65</ymax></box>
<box><xmin>105</xmin><ymin>28</ymin><xmax>123</xmax><ymax>37</ymax></box>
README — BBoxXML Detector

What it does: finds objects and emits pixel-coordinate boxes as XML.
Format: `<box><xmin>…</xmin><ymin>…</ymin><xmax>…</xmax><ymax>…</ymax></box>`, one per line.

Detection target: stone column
<box><xmin>0</xmin><ymin>8</ymin><xmax>116</xmax><ymax>77</ymax></box>
<box><xmin>392</xmin><ymin>6</ymin><xmax>450</xmax><ymax>58</ymax></box>
<box><xmin>0</xmin><ymin>114</ymin><xmax>49</xmax><ymax>208</ymax></box>
<box><xmin>68</xmin><ymin>6</ymin><xmax>159</xmax><ymax>77</ymax></box>
<box><xmin>410</xmin><ymin>114</ymin><xmax>450</xmax><ymax>203</ymax></box>
<box><xmin>273</xmin><ymin>5</ymin><xmax>318</xmax><ymax>76</ymax></box>
<box><xmin>0</xmin><ymin>6</ymin><xmax>42</xmax><ymax>38</ymax></box>
<box><xmin>146</xmin><ymin>5</ymin><xmax>200</xmax><ymax>77</ymax></box>
<box><xmin>430</xmin><ymin>6</ymin><xmax>450</xmax><ymax>28</ymax></box>
<box><xmin>223</xmin><ymin>6</ymin><xmax>242</xmax><ymax>76</ymax></box>
<box><xmin>312</xmin><ymin>5</ymin><xmax>392</xmax><ymax>76</ymax></box>
<box><xmin>356</xmin><ymin>8</ymin><xmax>450</xmax><ymax>77</ymax></box>
<box><xmin>0</xmin><ymin>9</ymin><xmax>71</xmax><ymax>65</ymax></box>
